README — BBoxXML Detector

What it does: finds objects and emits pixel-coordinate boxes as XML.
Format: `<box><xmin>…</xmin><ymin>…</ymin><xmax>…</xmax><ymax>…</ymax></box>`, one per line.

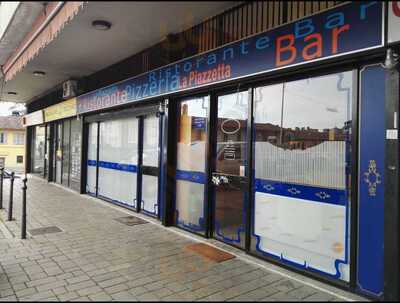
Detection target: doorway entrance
<box><xmin>211</xmin><ymin>90</ymin><xmax>249</xmax><ymax>249</ymax></box>
<box><xmin>140</xmin><ymin>114</ymin><xmax>161</xmax><ymax>217</ymax></box>
<box><xmin>173</xmin><ymin>90</ymin><xmax>251</xmax><ymax>248</ymax></box>
<box><xmin>85</xmin><ymin>111</ymin><xmax>162</xmax><ymax>219</ymax></box>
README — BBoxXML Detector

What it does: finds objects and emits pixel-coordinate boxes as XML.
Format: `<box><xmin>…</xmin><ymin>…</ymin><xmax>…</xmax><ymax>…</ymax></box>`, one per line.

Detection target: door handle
<box><xmin>220</xmin><ymin>175</ymin><xmax>229</xmax><ymax>184</ymax></box>
<box><xmin>212</xmin><ymin>175</ymin><xmax>230</xmax><ymax>186</ymax></box>
<box><xmin>212</xmin><ymin>176</ymin><xmax>221</xmax><ymax>186</ymax></box>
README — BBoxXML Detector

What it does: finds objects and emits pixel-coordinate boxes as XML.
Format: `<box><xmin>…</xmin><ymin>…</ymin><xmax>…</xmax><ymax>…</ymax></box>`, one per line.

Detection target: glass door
<box><xmin>97</xmin><ymin>117</ymin><xmax>139</xmax><ymax>209</ymax></box>
<box><xmin>69</xmin><ymin>119</ymin><xmax>82</xmax><ymax>191</ymax></box>
<box><xmin>140</xmin><ymin>114</ymin><xmax>160</xmax><ymax>217</ymax></box>
<box><xmin>62</xmin><ymin>120</ymin><xmax>71</xmax><ymax>186</ymax></box>
<box><xmin>32</xmin><ymin>125</ymin><xmax>46</xmax><ymax>174</ymax></box>
<box><xmin>86</xmin><ymin>122</ymin><xmax>98</xmax><ymax>196</ymax></box>
<box><xmin>55</xmin><ymin>122</ymin><xmax>63</xmax><ymax>184</ymax></box>
<box><xmin>212</xmin><ymin>91</ymin><xmax>249</xmax><ymax>249</ymax></box>
<box><xmin>84</xmin><ymin>112</ymin><xmax>164</xmax><ymax>217</ymax></box>
<box><xmin>44</xmin><ymin>124</ymin><xmax>51</xmax><ymax>178</ymax></box>
<box><xmin>175</xmin><ymin>96</ymin><xmax>209</xmax><ymax>235</ymax></box>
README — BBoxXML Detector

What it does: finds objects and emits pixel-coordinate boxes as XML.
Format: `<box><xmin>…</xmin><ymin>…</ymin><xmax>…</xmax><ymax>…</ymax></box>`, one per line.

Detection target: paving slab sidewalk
<box><xmin>0</xmin><ymin>175</ymin><xmax>368</xmax><ymax>302</ymax></box>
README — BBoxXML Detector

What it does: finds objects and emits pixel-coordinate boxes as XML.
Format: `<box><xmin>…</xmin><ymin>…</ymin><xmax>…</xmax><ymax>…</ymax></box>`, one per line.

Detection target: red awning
<box><xmin>3</xmin><ymin>2</ymin><xmax>85</xmax><ymax>82</ymax></box>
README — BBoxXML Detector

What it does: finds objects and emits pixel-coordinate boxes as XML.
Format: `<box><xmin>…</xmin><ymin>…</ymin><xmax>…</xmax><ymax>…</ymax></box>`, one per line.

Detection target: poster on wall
<box><xmin>389</xmin><ymin>2</ymin><xmax>400</xmax><ymax>44</ymax></box>
<box><xmin>77</xmin><ymin>1</ymin><xmax>384</xmax><ymax>114</ymax></box>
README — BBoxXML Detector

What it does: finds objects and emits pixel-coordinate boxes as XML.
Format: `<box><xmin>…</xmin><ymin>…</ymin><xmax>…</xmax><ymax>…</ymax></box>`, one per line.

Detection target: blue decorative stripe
<box><xmin>87</xmin><ymin>160</ymin><xmax>138</xmax><ymax>173</ymax></box>
<box><xmin>140</xmin><ymin>199</ymin><xmax>158</xmax><ymax>218</ymax></box>
<box><xmin>176</xmin><ymin>170</ymin><xmax>206</xmax><ymax>184</ymax></box>
<box><xmin>87</xmin><ymin>160</ymin><xmax>97</xmax><ymax>166</ymax></box>
<box><xmin>175</xmin><ymin>209</ymin><xmax>206</xmax><ymax>233</ymax></box>
<box><xmin>254</xmin><ymin>178</ymin><xmax>347</xmax><ymax>206</ymax></box>
<box><xmin>214</xmin><ymin>220</ymin><xmax>245</xmax><ymax>244</ymax></box>
<box><xmin>98</xmin><ymin>194</ymin><xmax>137</xmax><ymax>210</ymax></box>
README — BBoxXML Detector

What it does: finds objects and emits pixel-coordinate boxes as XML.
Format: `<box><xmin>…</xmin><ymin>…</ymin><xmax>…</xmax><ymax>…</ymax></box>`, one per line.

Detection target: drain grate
<box><xmin>114</xmin><ymin>216</ymin><xmax>148</xmax><ymax>226</ymax></box>
<box><xmin>29</xmin><ymin>226</ymin><xmax>63</xmax><ymax>236</ymax></box>
<box><xmin>184</xmin><ymin>243</ymin><xmax>236</xmax><ymax>263</ymax></box>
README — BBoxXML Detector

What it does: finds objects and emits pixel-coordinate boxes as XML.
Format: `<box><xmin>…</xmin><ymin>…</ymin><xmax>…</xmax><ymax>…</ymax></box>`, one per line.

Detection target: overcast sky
<box><xmin>0</xmin><ymin>102</ymin><xmax>26</xmax><ymax>116</ymax></box>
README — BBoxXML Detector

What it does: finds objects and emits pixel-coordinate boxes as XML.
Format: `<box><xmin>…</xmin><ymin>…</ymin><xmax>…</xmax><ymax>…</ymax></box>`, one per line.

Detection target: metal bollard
<box><xmin>0</xmin><ymin>167</ymin><xmax>3</xmax><ymax>209</ymax></box>
<box><xmin>21</xmin><ymin>177</ymin><xmax>27</xmax><ymax>239</ymax></box>
<box><xmin>7</xmin><ymin>172</ymin><xmax>14</xmax><ymax>221</ymax></box>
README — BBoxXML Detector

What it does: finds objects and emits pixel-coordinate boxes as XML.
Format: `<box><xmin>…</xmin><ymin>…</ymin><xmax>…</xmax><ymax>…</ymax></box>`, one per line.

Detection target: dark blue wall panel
<box><xmin>357</xmin><ymin>64</ymin><xmax>386</xmax><ymax>297</ymax></box>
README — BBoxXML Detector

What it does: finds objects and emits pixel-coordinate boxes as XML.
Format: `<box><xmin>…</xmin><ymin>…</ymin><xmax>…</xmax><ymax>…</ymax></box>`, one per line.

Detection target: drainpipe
<box><xmin>2</xmin><ymin>2</ymin><xmax>65</xmax><ymax>76</ymax></box>
<box><xmin>383</xmin><ymin>47</ymin><xmax>400</xmax><ymax>302</ymax></box>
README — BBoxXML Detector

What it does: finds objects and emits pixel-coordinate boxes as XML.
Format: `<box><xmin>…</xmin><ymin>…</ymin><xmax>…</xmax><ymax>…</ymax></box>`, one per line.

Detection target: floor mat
<box><xmin>29</xmin><ymin>226</ymin><xmax>62</xmax><ymax>235</ymax></box>
<box><xmin>184</xmin><ymin>243</ymin><xmax>236</xmax><ymax>262</ymax></box>
<box><xmin>114</xmin><ymin>216</ymin><xmax>149</xmax><ymax>226</ymax></box>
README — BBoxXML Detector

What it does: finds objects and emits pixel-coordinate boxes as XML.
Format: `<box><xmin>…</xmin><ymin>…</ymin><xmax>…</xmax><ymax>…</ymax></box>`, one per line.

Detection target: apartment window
<box><xmin>13</xmin><ymin>133</ymin><xmax>25</xmax><ymax>145</ymax></box>
<box><xmin>0</xmin><ymin>132</ymin><xmax>7</xmax><ymax>144</ymax></box>
<box><xmin>16</xmin><ymin>156</ymin><xmax>23</xmax><ymax>164</ymax></box>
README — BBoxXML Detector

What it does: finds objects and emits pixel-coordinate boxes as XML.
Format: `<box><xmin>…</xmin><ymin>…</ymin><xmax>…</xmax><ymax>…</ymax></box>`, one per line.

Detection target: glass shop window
<box><xmin>175</xmin><ymin>96</ymin><xmax>209</xmax><ymax>235</ymax></box>
<box><xmin>69</xmin><ymin>119</ymin><xmax>82</xmax><ymax>191</ymax></box>
<box><xmin>32</xmin><ymin>126</ymin><xmax>45</xmax><ymax>174</ymax></box>
<box><xmin>252</xmin><ymin>70</ymin><xmax>355</xmax><ymax>282</ymax></box>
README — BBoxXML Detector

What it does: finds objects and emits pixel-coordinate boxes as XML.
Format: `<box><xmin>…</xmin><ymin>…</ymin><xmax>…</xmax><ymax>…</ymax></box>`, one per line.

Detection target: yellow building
<box><xmin>0</xmin><ymin>116</ymin><xmax>25</xmax><ymax>173</ymax></box>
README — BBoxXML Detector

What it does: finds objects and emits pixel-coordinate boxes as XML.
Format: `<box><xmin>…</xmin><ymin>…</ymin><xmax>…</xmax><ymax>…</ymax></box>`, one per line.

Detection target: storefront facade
<box><xmin>84</xmin><ymin>104</ymin><xmax>164</xmax><ymax>218</ymax></box>
<box><xmin>23</xmin><ymin>2</ymin><xmax>400</xmax><ymax>300</ymax></box>
<box><xmin>25</xmin><ymin>98</ymin><xmax>83</xmax><ymax>191</ymax></box>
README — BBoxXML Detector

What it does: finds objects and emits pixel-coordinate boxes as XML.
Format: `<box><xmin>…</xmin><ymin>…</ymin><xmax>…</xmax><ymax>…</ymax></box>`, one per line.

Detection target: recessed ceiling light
<box><xmin>7</xmin><ymin>92</ymin><xmax>17</xmax><ymax>95</ymax></box>
<box><xmin>33</xmin><ymin>71</ymin><xmax>46</xmax><ymax>76</ymax></box>
<box><xmin>92</xmin><ymin>20</ymin><xmax>112</xmax><ymax>30</ymax></box>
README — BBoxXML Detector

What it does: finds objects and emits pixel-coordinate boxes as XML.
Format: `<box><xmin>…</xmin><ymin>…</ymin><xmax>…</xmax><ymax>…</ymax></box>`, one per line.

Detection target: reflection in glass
<box><xmin>175</xmin><ymin>96</ymin><xmax>209</xmax><ymax>234</ymax></box>
<box><xmin>142</xmin><ymin>115</ymin><xmax>159</xmax><ymax>216</ymax></box>
<box><xmin>55</xmin><ymin>122</ymin><xmax>62</xmax><ymax>184</ymax></box>
<box><xmin>32</xmin><ymin>126</ymin><xmax>45</xmax><ymax>174</ymax></box>
<box><xmin>70</xmin><ymin>119</ymin><xmax>82</xmax><ymax>191</ymax></box>
<box><xmin>44</xmin><ymin>124</ymin><xmax>50</xmax><ymax>177</ymax></box>
<box><xmin>252</xmin><ymin>71</ymin><xmax>354</xmax><ymax>281</ymax></box>
<box><xmin>214</xmin><ymin>91</ymin><xmax>248</xmax><ymax>248</ymax></box>
<box><xmin>62</xmin><ymin>120</ymin><xmax>70</xmax><ymax>186</ymax></box>
<box><xmin>86</xmin><ymin>123</ymin><xmax>97</xmax><ymax>195</ymax></box>
<box><xmin>216</xmin><ymin>91</ymin><xmax>248</xmax><ymax>176</ymax></box>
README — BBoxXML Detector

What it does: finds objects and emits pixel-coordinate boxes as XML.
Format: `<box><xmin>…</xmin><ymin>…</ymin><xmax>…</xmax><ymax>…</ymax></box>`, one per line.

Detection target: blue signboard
<box><xmin>77</xmin><ymin>1</ymin><xmax>383</xmax><ymax>114</ymax></box>
<box><xmin>192</xmin><ymin>117</ymin><xmax>206</xmax><ymax>130</ymax></box>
